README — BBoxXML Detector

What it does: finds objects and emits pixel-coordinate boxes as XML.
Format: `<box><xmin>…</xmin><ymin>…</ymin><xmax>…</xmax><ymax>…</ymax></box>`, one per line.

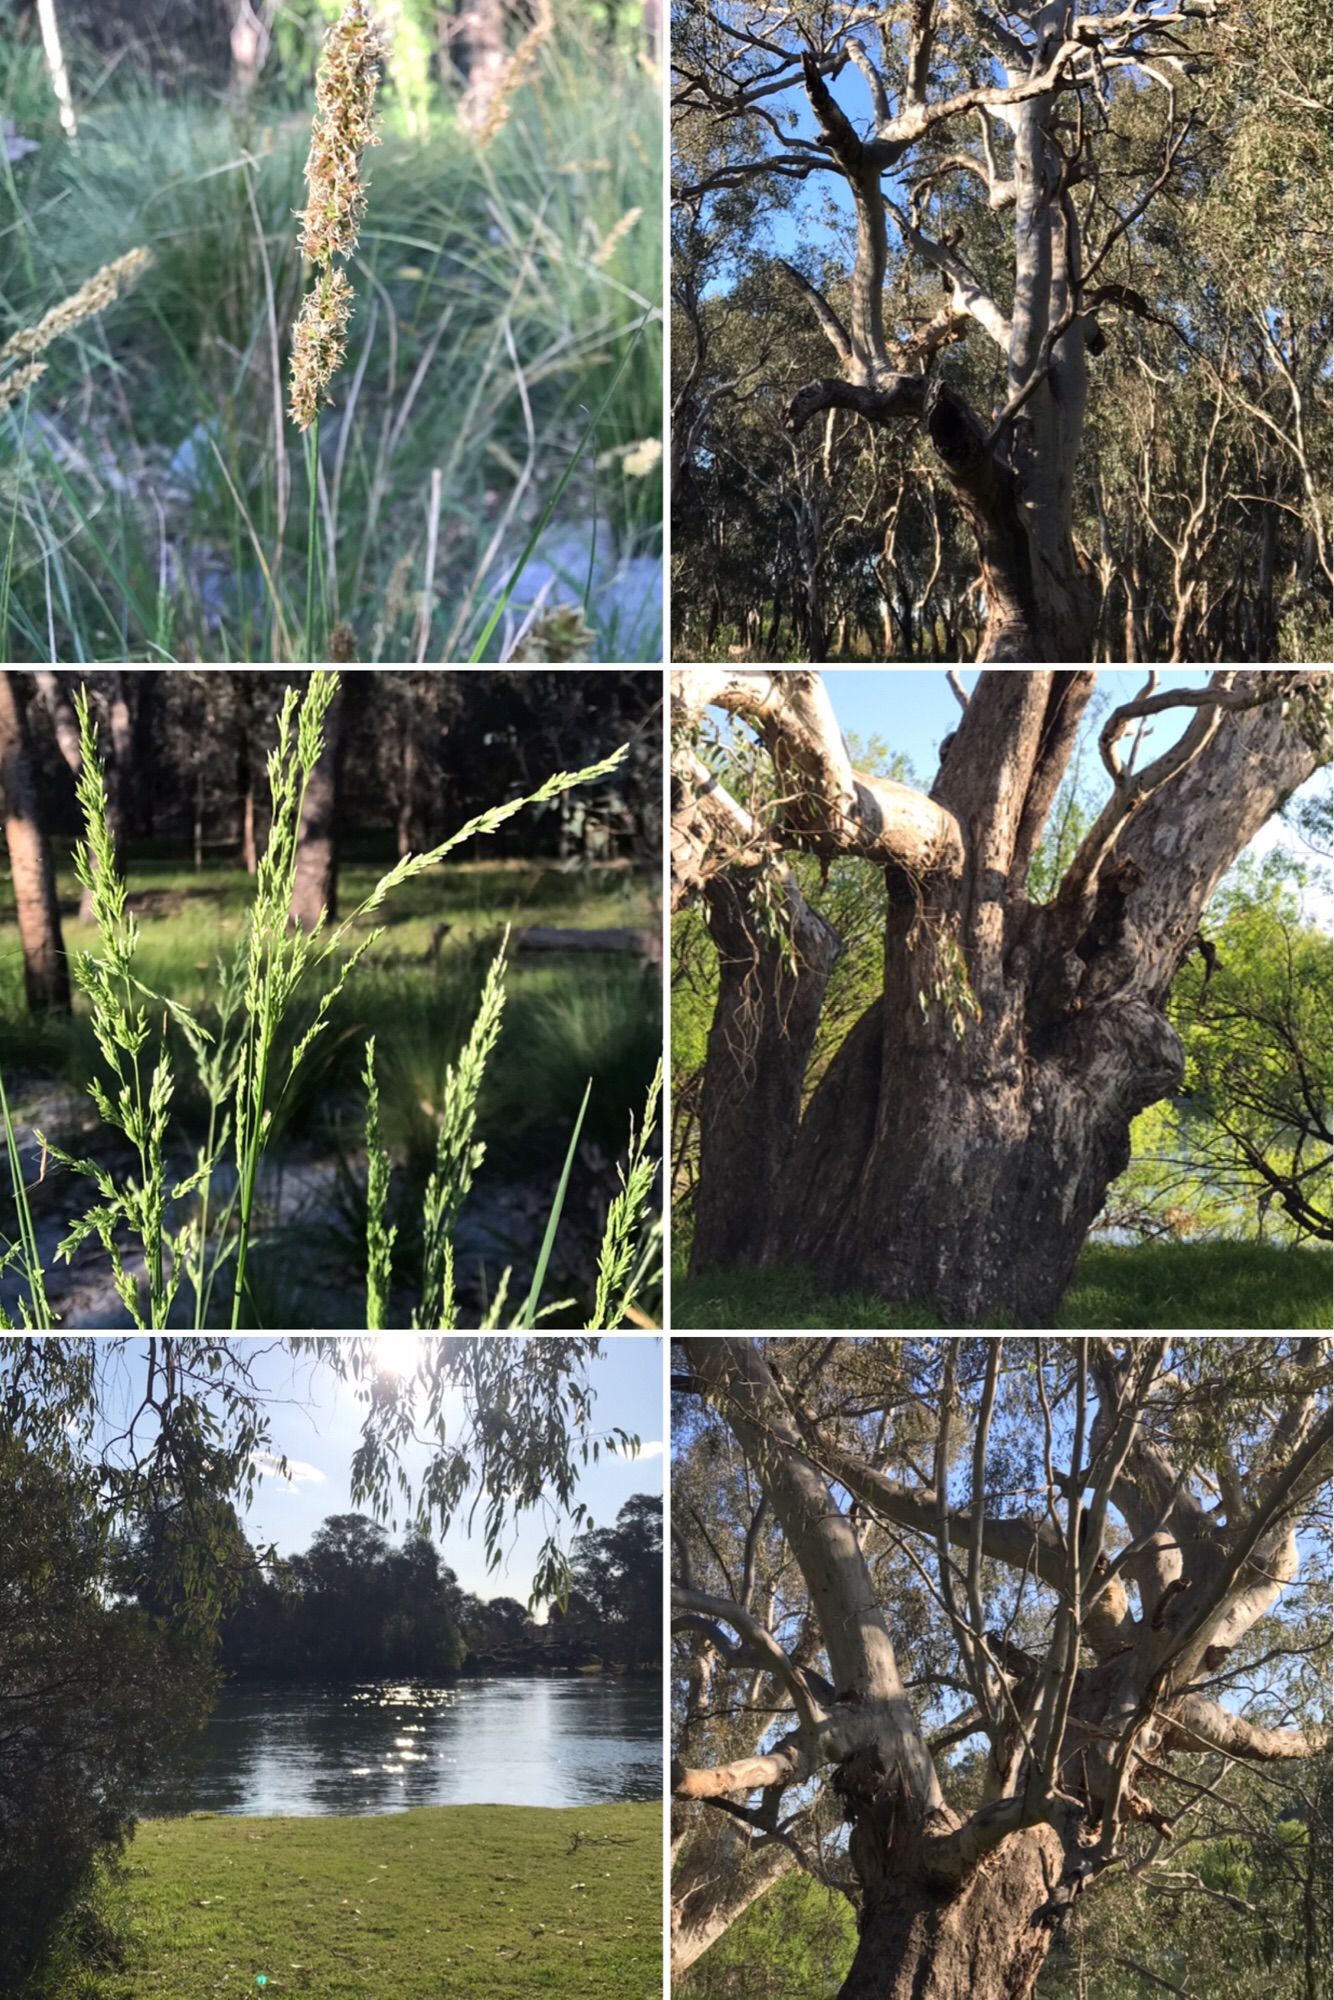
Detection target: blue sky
<box><xmin>820</xmin><ymin>668</ymin><xmax>1332</xmax><ymax>922</ymax></box>
<box><xmin>91</xmin><ymin>1336</ymin><xmax>663</xmax><ymax>1601</ymax></box>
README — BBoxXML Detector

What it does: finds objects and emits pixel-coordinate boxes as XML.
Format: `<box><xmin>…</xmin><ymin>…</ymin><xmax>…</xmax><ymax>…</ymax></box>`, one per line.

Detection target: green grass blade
<box><xmin>514</xmin><ymin>1077</ymin><xmax>591</xmax><ymax>1331</ymax></box>
<box><xmin>468</xmin><ymin>320</ymin><xmax>649</xmax><ymax>663</ymax></box>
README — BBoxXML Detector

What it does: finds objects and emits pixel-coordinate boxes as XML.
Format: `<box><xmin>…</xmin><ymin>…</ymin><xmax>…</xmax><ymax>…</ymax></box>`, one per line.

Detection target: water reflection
<box><xmin>152</xmin><ymin>1677</ymin><xmax>662</xmax><ymax>1817</ymax></box>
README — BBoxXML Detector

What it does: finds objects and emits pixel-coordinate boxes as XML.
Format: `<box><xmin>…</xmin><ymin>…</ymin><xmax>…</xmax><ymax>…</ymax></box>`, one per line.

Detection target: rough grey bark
<box><xmin>676</xmin><ymin>668</ymin><xmax>1329</xmax><ymax>1325</ymax></box>
<box><xmin>672</xmin><ymin>1338</ymin><xmax>1332</xmax><ymax>2000</ymax></box>
<box><xmin>0</xmin><ymin>670</ymin><xmax>70</xmax><ymax>1015</ymax></box>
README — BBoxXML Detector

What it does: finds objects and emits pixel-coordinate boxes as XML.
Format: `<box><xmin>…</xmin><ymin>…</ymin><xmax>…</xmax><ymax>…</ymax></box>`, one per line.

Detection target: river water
<box><xmin>150</xmin><ymin>1676</ymin><xmax>662</xmax><ymax>1817</ymax></box>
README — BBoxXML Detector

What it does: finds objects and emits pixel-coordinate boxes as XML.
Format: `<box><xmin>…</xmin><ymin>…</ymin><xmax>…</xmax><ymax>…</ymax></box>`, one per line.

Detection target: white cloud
<box><xmin>250</xmin><ymin>1449</ymin><xmax>326</xmax><ymax>1487</ymax></box>
<box><xmin>620</xmin><ymin>1439</ymin><xmax>663</xmax><ymax>1460</ymax></box>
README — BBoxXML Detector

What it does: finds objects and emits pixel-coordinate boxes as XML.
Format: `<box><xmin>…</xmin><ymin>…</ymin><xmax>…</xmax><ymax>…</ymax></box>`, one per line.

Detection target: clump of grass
<box><xmin>0</xmin><ymin>14</ymin><xmax>661</xmax><ymax>664</ymax></box>
<box><xmin>1</xmin><ymin>669</ymin><xmax>651</xmax><ymax>1331</ymax></box>
<box><xmin>362</xmin><ymin>946</ymin><xmax>662</xmax><ymax>1331</ymax></box>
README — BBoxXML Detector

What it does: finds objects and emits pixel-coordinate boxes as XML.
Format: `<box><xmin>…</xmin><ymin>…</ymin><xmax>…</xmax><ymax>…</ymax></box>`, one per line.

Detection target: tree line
<box><xmin>0</xmin><ymin>667</ymin><xmax>660</xmax><ymax>1016</ymax></box>
<box><xmin>197</xmin><ymin>1496</ymin><xmax>664</xmax><ymax>1680</ymax></box>
<box><xmin>21</xmin><ymin>0</ymin><xmax>660</xmax><ymax>133</ymax></box>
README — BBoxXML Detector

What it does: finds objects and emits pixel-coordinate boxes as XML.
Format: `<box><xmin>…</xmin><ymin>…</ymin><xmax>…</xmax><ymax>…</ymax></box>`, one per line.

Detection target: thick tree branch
<box><xmin>1163</xmin><ymin>1696</ymin><xmax>1332</xmax><ymax>1764</ymax></box>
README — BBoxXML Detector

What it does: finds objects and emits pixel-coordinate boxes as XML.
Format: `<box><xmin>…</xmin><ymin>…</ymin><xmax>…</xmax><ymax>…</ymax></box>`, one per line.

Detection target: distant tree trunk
<box><xmin>234</xmin><ymin>674</ymin><xmax>257</xmax><ymax>873</ymax></box>
<box><xmin>130</xmin><ymin>673</ymin><xmax>156</xmax><ymax>838</ymax></box>
<box><xmin>0</xmin><ymin>670</ymin><xmax>71</xmax><ymax>1016</ymax></box>
<box><xmin>456</xmin><ymin>0</ymin><xmax>507</xmax><ymax>133</ymax></box>
<box><xmin>290</xmin><ymin>681</ymin><xmax>347</xmax><ymax>930</ymax></box>
<box><xmin>229</xmin><ymin>0</ymin><xmax>276</xmax><ymax>96</ymax></box>
<box><xmin>33</xmin><ymin>670</ymin><xmax>97</xmax><ymax>919</ymax></box>
<box><xmin>396</xmin><ymin>726</ymin><xmax>418</xmax><ymax>857</ymax></box>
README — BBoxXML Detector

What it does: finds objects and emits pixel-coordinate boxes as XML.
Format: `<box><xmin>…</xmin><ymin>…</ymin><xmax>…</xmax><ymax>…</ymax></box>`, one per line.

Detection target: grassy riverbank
<box><xmin>672</xmin><ymin>1241</ymin><xmax>1334</xmax><ymax>1330</ymax></box>
<box><xmin>63</xmin><ymin>1803</ymin><xmax>660</xmax><ymax>1999</ymax></box>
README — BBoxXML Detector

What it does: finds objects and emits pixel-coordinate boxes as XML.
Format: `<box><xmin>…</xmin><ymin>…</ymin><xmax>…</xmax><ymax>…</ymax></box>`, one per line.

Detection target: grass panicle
<box><xmin>363</xmin><ymin>1035</ymin><xmax>396</xmax><ymax>1331</ymax></box>
<box><xmin>477</xmin><ymin>0</ymin><xmax>554</xmax><ymax>146</ymax></box>
<box><xmin>589</xmin><ymin>1057</ymin><xmax>661</xmax><ymax>1329</ymax></box>
<box><xmin>0</xmin><ymin>361</ymin><xmax>47</xmax><ymax>414</ymax></box>
<box><xmin>290</xmin><ymin>1</ymin><xmax>386</xmax><ymax>432</ymax></box>
<box><xmin>0</xmin><ymin>246</ymin><xmax>151</xmax><ymax>367</ymax></box>
<box><xmin>415</xmin><ymin>938</ymin><xmax>508</xmax><ymax>1332</ymax></box>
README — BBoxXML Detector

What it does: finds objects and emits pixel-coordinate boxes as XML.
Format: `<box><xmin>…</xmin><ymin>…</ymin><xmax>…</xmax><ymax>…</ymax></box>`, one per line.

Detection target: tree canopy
<box><xmin>671</xmin><ymin>1336</ymin><xmax>1331</xmax><ymax>1999</ymax></box>
<box><xmin>672</xmin><ymin>0</ymin><xmax>1333</xmax><ymax>661</ymax></box>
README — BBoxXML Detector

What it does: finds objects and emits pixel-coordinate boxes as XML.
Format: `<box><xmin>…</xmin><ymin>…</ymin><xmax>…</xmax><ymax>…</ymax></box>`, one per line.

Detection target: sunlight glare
<box><xmin>372</xmin><ymin>1333</ymin><xmax>424</xmax><ymax>1379</ymax></box>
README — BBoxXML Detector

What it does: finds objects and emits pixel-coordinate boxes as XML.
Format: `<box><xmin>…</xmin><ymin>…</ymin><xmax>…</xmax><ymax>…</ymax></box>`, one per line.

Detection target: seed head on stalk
<box><xmin>289</xmin><ymin>1</ymin><xmax>386</xmax><ymax>432</ymax></box>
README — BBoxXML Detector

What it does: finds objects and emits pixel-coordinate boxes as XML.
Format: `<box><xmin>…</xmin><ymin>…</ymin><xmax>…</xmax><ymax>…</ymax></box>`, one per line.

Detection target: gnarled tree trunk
<box><xmin>675</xmin><ymin>668</ymin><xmax>1329</xmax><ymax>1325</ymax></box>
<box><xmin>672</xmin><ymin>1336</ymin><xmax>1332</xmax><ymax>2000</ymax></box>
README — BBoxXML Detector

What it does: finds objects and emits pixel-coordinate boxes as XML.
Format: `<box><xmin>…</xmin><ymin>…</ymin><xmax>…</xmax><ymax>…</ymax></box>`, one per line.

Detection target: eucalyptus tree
<box><xmin>671</xmin><ymin>1336</ymin><xmax>1332</xmax><ymax>2000</ymax></box>
<box><xmin>674</xmin><ymin>0</ymin><xmax>1266</xmax><ymax>660</ymax></box>
<box><xmin>672</xmin><ymin>666</ymin><xmax>1330</xmax><ymax>1324</ymax></box>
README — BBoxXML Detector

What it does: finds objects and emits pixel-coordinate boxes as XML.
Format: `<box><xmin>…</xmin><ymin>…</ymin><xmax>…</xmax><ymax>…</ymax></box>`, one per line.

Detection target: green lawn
<box><xmin>71</xmin><ymin>1804</ymin><xmax>660</xmax><ymax>2000</ymax></box>
<box><xmin>672</xmin><ymin>1240</ymin><xmax>1333</xmax><ymax>1331</ymax></box>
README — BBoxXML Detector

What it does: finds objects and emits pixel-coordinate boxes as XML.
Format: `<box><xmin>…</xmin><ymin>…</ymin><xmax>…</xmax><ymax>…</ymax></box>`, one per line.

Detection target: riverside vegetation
<box><xmin>1</xmin><ymin>670</ymin><xmax>662</xmax><ymax>1329</ymax></box>
<box><xmin>0</xmin><ymin>0</ymin><xmax>661</xmax><ymax>662</ymax></box>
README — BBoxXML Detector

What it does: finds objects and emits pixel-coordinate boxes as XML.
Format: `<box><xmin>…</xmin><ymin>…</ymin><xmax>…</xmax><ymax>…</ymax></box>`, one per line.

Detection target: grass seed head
<box><xmin>289</xmin><ymin>266</ymin><xmax>355</xmax><ymax>432</ymax></box>
<box><xmin>476</xmin><ymin>0</ymin><xmax>553</xmax><ymax>146</ymax></box>
<box><xmin>297</xmin><ymin>1</ymin><xmax>387</xmax><ymax>267</ymax></box>
<box><xmin>290</xmin><ymin>3</ymin><xmax>385</xmax><ymax>431</ymax></box>
<box><xmin>0</xmin><ymin>361</ymin><xmax>48</xmax><ymax>413</ymax></box>
<box><xmin>0</xmin><ymin>248</ymin><xmax>152</xmax><ymax>365</ymax></box>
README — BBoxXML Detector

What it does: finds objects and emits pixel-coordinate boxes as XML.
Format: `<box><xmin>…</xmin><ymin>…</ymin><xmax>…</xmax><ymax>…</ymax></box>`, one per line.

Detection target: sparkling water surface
<box><xmin>151</xmin><ymin>1676</ymin><xmax>662</xmax><ymax>1816</ymax></box>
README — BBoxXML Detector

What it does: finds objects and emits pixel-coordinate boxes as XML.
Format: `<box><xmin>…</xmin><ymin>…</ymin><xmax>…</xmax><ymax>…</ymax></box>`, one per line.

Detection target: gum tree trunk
<box><xmin>678</xmin><ymin>669</ymin><xmax>1328</xmax><ymax>1325</ymax></box>
<box><xmin>837</xmin><ymin>1818</ymin><xmax>1060</xmax><ymax>2000</ymax></box>
<box><xmin>0</xmin><ymin>670</ymin><xmax>70</xmax><ymax>1015</ymax></box>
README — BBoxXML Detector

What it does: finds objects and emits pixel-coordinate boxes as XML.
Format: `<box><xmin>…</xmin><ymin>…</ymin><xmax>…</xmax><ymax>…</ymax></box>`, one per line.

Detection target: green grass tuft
<box><xmin>53</xmin><ymin>1803</ymin><xmax>660</xmax><ymax>1999</ymax></box>
<box><xmin>0</xmin><ymin>15</ymin><xmax>661</xmax><ymax>663</ymax></box>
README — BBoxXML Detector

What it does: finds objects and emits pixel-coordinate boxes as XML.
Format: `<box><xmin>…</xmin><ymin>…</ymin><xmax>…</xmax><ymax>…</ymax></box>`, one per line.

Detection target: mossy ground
<box><xmin>672</xmin><ymin>1240</ymin><xmax>1333</xmax><ymax>1331</ymax></box>
<box><xmin>66</xmin><ymin>1803</ymin><xmax>660</xmax><ymax>2000</ymax></box>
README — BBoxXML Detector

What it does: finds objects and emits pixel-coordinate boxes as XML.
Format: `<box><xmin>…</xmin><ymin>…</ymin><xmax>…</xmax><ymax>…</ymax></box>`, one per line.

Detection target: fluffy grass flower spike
<box><xmin>0</xmin><ymin>248</ymin><xmax>152</xmax><ymax>366</ymax></box>
<box><xmin>289</xmin><ymin>1</ymin><xmax>386</xmax><ymax>431</ymax></box>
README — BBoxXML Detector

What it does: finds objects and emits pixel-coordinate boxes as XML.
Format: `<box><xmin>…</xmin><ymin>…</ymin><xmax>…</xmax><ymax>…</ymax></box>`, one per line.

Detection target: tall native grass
<box><xmin>0</xmin><ymin>5</ymin><xmax>662</xmax><ymax>662</ymax></box>
<box><xmin>0</xmin><ymin>671</ymin><xmax>661</xmax><ymax>1331</ymax></box>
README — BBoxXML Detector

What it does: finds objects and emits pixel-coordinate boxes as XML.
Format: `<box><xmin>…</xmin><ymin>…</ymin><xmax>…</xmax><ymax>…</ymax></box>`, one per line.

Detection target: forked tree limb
<box><xmin>672</xmin><ymin>669</ymin><xmax>965</xmax><ymax>879</ymax></box>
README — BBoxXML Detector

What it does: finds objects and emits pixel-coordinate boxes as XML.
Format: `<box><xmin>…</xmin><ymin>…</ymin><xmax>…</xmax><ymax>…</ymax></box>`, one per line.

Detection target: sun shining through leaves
<box><xmin>372</xmin><ymin>1332</ymin><xmax>425</xmax><ymax>1379</ymax></box>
